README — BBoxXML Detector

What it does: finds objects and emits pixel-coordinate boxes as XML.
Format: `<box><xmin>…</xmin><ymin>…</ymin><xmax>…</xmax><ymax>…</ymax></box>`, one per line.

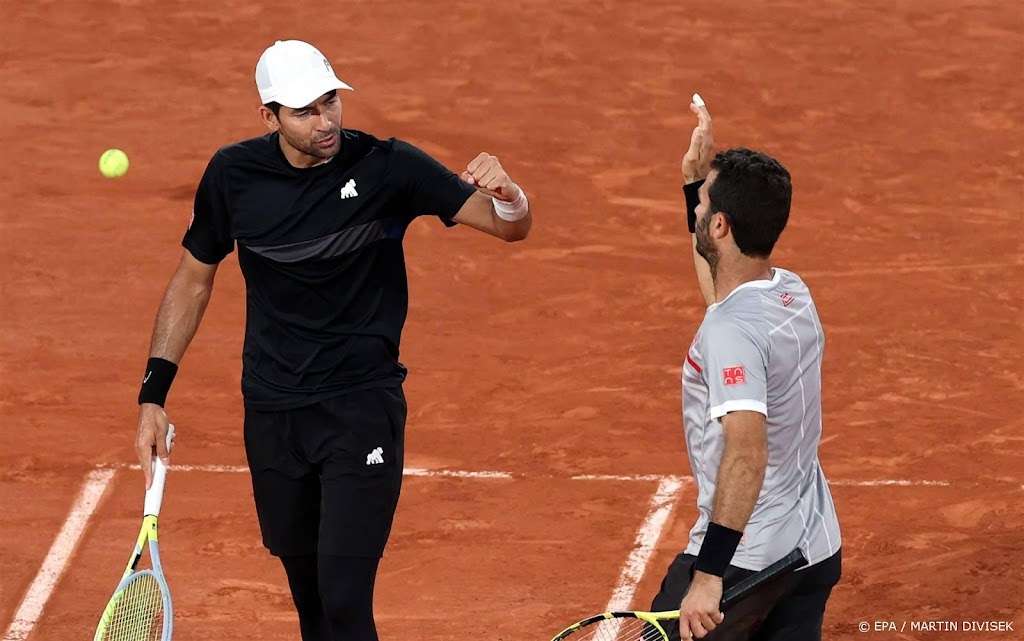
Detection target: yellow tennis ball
<box><xmin>99</xmin><ymin>149</ymin><xmax>129</xmax><ymax>178</ymax></box>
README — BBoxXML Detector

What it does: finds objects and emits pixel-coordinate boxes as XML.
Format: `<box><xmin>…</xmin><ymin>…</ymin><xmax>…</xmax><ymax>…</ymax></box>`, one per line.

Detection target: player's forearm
<box><xmin>489</xmin><ymin>204</ymin><xmax>531</xmax><ymax>242</ymax></box>
<box><xmin>147</xmin><ymin>270</ymin><xmax>214</xmax><ymax>364</ymax></box>
<box><xmin>711</xmin><ymin>429</ymin><xmax>768</xmax><ymax>531</ymax></box>
<box><xmin>693</xmin><ymin>423</ymin><xmax>767</xmax><ymax>577</ymax></box>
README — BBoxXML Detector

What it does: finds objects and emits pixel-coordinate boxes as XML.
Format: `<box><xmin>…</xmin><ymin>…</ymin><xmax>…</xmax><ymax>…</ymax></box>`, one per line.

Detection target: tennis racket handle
<box><xmin>143</xmin><ymin>423</ymin><xmax>174</xmax><ymax>516</ymax></box>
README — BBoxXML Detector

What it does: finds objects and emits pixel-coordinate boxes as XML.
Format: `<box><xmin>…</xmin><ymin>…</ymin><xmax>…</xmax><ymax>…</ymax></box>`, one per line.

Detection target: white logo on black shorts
<box><xmin>366</xmin><ymin>447</ymin><xmax>384</xmax><ymax>465</ymax></box>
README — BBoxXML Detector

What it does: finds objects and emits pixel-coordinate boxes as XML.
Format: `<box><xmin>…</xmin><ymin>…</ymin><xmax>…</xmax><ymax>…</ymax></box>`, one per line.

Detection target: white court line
<box><xmin>831</xmin><ymin>479</ymin><xmax>950</xmax><ymax>487</ymax></box>
<box><xmin>593</xmin><ymin>475</ymin><xmax>684</xmax><ymax>639</ymax></box>
<box><xmin>571</xmin><ymin>473</ymin><xmax>681</xmax><ymax>482</ymax></box>
<box><xmin>3</xmin><ymin>468</ymin><xmax>116</xmax><ymax>641</ymax></box>
<box><xmin>605</xmin><ymin>475</ymin><xmax>684</xmax><ymax>610</ymax></box>
<box><xmin>104</xmin><ymin>463</ymin><xmax>515</xmax><ymax>479</ymax></box>
<box><xmin>141</xmin><ymin>464</ymin><xmax>247</xmax><ymax>473</ymax></box>
<box><xmin>403</xmin><ymin>467</ymin><xmax>514</xmax><ymax>479</ymax></box>
<box><xmin>102</xmin><ymin>463</ymin><xmax>961</xmax><ymax>487</ymax></box>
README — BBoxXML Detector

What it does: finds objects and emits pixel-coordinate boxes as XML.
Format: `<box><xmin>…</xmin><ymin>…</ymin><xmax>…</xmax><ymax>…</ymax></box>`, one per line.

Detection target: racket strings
<box><xmin>568</xmin><ymin>617</ymin><xmax>667</xmax><ymax>641</ymax></box>
<box><xmin>103</xmin><ymin>574</ymin><xmax>165</xmax><ymax>641</ymax></box>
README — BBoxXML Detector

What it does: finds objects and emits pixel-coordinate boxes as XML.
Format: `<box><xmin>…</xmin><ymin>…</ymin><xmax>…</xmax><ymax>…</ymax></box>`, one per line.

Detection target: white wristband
<box><xmin>492</xmin><ymin>187</ymin><xmax>529</xmax><ymax>222</ymax></box>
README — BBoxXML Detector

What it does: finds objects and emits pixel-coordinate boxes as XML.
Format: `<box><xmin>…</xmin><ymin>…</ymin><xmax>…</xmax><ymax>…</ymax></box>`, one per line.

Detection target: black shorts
<box><xmin>243</xmin><ymin>386</ymin><xmax>407</xmax><ymax>558</ymax></box>
<box><xmin>650</xmin><ymin>549</ymin><xmax>842</xmax><ymax>641</ymax></box>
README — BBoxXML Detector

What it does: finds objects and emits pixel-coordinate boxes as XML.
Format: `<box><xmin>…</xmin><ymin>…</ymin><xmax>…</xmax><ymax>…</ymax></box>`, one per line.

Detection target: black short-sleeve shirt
<box><xmin>182</xmin><ymin>129</ymin><xmax>476</xmax><ymax>410</ymax></box>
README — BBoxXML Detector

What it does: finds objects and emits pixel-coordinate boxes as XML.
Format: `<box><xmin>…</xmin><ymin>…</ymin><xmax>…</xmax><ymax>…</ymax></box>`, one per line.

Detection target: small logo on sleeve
<box><xmin>723</xmin><ymin>366</ymin><xmax>746</xmax><ymax>386</ymax></box>
<box><xmin>781</xmin><ymin>293</ymin><xmax>795</xmax><ymax>307</ymax></box>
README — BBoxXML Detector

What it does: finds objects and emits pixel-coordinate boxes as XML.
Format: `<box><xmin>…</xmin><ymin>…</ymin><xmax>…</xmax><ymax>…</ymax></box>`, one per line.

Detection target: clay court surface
<box><xmin>1</xmin><ymin>1</ymin><xmax>1021</xmax><ymax>639</ymax></box>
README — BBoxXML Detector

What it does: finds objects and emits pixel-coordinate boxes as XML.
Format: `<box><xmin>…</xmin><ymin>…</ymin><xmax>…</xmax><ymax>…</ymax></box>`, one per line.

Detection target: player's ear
<box><xmin>258</xmin><ymin>105</ymin><xmax>280</xmax><ymax>132</ymax></box>
<box><xmin>711</xmin><ymin>211</ymin><xmax>731</xmax><ymax>239</ymax></box>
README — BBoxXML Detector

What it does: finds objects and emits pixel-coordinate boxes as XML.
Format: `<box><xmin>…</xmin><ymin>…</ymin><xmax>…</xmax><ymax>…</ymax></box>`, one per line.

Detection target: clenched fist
<box><xmin>461</xmin><ymin>152</ymin><xmax>522</xmax><ymax>202</ymax></box>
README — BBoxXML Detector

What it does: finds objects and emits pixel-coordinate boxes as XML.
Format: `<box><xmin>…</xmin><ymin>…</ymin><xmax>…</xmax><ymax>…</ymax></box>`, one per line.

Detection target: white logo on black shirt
<box><xmin>340</xmin><ymin>179</ymin><xmax>358</xmax><ymax>199</ymax></box>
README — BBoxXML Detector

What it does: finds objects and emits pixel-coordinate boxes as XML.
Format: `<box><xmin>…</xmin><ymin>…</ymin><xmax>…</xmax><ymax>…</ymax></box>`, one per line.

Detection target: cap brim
<box><xmin>275</xmin><ymin>76</ymin><xmax>353</xmax><ymax>109</ymax></box>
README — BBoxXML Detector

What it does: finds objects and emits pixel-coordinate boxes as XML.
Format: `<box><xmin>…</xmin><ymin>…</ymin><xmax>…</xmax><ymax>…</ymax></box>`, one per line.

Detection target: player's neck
<box><xmin>712</xmin><ymin>257</ymin><xmax>774</xmax><ymax>303</ymax></box>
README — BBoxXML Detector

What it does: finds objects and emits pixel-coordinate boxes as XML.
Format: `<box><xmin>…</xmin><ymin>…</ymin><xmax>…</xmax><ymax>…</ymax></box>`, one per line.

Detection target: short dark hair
<box><xmin>708</xmin><ymin>148</ymin><xmax>792</xmax><ymax>258</ymax></box>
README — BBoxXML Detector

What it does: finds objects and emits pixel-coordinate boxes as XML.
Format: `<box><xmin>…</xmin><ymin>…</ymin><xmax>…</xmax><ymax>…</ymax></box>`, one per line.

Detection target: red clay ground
<box><xmin>1</xmin><ymin>1</ymin><xmax>1021</xmax><ymax>640</ymax></box>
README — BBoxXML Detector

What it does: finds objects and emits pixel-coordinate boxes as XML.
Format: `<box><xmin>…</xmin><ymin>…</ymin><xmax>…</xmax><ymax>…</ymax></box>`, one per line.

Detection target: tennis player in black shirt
<box><xmin>133</xmin><ymin>40</ymin><xmax>532</xmax><ymax>640</ymax></box>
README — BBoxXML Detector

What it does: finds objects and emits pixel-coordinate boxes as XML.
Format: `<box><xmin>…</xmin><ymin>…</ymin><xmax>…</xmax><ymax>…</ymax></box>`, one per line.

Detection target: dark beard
<box><xmin>304</xmin><ymin>135</ymin><xmax>340</xmax><ymax>158</ymax></box>
<box><xmin>285</xmin><ymin>127</ymin><xmax>342</xmax><ymax>159</ymax></box>
<box><xmin>695</xmin><ymin>217</ymin><xmax>719</xmax><ymax>279</ymax></box>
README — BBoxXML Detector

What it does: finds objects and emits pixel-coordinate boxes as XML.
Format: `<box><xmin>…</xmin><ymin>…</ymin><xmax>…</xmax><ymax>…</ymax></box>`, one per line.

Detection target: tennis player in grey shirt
<box><xmin>649</xmin><ymin>95</ymin><xmax>842</xmax><ymax>640</ymax></box>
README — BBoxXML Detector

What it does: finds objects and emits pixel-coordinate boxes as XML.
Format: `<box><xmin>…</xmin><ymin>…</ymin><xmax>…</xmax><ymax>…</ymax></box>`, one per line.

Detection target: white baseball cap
<box><xmin>255</xmin><ymin>40</ymin><xmax>353</xmax><ymax>109</ymax></box>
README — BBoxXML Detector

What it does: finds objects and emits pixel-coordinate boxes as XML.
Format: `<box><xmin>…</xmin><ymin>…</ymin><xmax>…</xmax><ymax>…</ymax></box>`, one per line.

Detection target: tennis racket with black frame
<box><xmin>93</xmin><ymin>424</ymin><xmax>175</xmax><ymax>641</ymax></box>
<box><xmin>549</xmin><ymin>548</ymin><xmax>807</xmax><ymax>641</ymax></box>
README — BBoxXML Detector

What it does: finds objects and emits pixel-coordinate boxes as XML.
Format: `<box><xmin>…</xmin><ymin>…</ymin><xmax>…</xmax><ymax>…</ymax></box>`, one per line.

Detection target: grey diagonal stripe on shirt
<box><xmin>245</xmin><ymin>220</ymin><xmax>387</xmax><ymax>264</ymax></box>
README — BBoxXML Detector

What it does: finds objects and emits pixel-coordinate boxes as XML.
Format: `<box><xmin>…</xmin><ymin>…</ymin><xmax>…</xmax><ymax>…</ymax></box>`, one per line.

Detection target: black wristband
<box><xmin>683</xmin><ymin>179</ymin><xmax>705</xmax><ymax>234</ymax></box>
<box><xmin>138</xmin><ymin>357</ymin><xmax>178</xmax><ymax>407</ymax></box>
<box><xmin>694</xmin><ymin>522</ymin><xmax>744</xmax><ymax>577</ymax></box>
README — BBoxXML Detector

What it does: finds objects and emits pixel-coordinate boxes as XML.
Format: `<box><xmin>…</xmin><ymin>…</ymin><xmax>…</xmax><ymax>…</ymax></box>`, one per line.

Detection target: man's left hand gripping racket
<box><xmin>93</xmin><ymin>424</ymin><xmax>175</xmax><ymax>641</ymax></box>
